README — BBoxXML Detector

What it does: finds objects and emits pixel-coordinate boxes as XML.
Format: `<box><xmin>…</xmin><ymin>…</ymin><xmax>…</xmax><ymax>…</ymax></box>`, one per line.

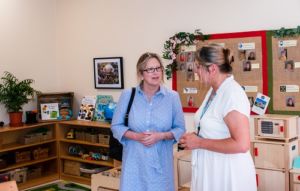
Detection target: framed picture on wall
<box><xmin>93</xmin><ymin>57</ymin><xmax>124</xmax><ymax>89</ymax></box>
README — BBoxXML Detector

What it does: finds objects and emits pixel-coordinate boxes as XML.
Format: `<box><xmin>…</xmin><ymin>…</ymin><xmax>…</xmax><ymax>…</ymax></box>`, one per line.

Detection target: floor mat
<box><xmin>27</xmin><ymin>181</ymin><xmax>91</xmax><ymax>191</ymax></box>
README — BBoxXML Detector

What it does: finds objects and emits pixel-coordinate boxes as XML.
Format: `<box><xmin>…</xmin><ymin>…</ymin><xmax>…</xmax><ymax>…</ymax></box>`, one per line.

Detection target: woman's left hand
<box><xmin>141</xmin><ymin>132</ymin><xmax>164</xmax><ymax>147</ymax></box>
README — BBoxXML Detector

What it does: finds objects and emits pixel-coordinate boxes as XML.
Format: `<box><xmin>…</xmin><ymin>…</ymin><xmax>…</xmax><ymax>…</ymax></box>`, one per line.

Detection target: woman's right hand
<box><xmin>179</xmin><ymin>132</ymin><xmax>201</xmax><ymax>150</ymax></box>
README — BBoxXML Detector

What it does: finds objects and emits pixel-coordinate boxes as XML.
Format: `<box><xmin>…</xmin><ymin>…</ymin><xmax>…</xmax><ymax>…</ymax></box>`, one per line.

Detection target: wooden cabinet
<box><xmin>256</xmin><ymin>168</ymin><xmax>287</xmax><ymax>191</ymax></box>
<box><xmin>57</xmin><ymin>120</ymin><xmax>114</xmax><ymax>185</ymax></box>
<box><xmin>252</xmin><ymin>114</ymin><xmax>299</xmax><ymax>191</ymax></box>
<box><xmin>253</xmin><ymin>139</ymin><xmax>298</xmax><ymax>170</ymax></box>
<box><xmin>289</xmin><ymin>169</ymin><xmax>300</xmax><ymax>191</ymax></box>
<box><xmin>0</xmin><ymin>122</ymin><xmax>59</xmax><ymax>190</ymax></box>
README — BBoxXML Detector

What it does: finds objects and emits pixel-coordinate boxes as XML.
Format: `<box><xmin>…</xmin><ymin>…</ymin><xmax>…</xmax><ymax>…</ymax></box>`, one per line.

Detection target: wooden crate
<box><xmin>32</xmin><ymin>148</ymin><xmax>49</xmax><ymax>160</ymax></box>
<box><xmin>64</xmin><ymin>160</ymin><xmax>81</xmax><ymax>176</ymax></box>
<box><xmin>37</xmin><ymin>92</ymin><xmax>74</xmax><ymax>121</ymax></box>
<box><xmin>98</xmin><ymin>134</ymin><xmax>110</xmax><ymax>145</ymax></box>
<box><xmin>256</xmin><ymin>168</ymin><xmax>289</xmax><ymax>191</ymax></box>
<box><xmin>15</xmin><ymin>151</ymin><xmax>31</xmax><ymax>163</ymax></box>
<box><xmin>254</xmin><ymin>114</ymin><xmax>298</xmax><ymax>142</ymax></box>
<box><xmin>253</xmin><ymin>139</ymin><xmax>298</xmax><ymax>170</ymax></box>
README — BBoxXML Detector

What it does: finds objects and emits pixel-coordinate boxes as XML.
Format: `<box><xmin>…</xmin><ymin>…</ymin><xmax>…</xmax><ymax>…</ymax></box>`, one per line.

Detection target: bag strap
<box><xmin>124</xmin><ymin>87</ymin><xmax>136</xmax><ymax>126</ymax></box>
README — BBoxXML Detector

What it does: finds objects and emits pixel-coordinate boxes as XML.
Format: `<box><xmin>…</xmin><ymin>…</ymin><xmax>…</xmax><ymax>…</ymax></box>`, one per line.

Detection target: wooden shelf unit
<box><xmin>0</xmin><ymin>120</ymin><xmax>113</xmax><ymax>189</ymax></box>
<box><xmin>0</xmin><ymin>122</ymin><xmax>59</xmax><ymax>190</ymax></box>
<box><xmin>57</xmin><ymin>120</ymin><xmax>113</xmax><ymax>185</ymax></box>
<box><xmin>18</xmin><ymin>173</ymin><xmax>59</xmax><ymax>191</ymax></box>
<box><xmin>61</xmin><ymin>173</ymin><xmax>91</xmax><ymax>186</ymax></box>
<box><xmin>60</xmin><ymin>139</ymin><xmax>109</xmax><ymax>148</ymax></box>
<box><xmin>60</xmin><ymin>155</ymin><xmax>114</xmax><ymax>167</ymax></box>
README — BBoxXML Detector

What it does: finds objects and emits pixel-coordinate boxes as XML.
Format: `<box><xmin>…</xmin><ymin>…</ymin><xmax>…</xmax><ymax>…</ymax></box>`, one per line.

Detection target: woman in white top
<box><xmin>179</xmin><ymin>44</ymin><xmax>257</xmax><ymax>191</ymax></box>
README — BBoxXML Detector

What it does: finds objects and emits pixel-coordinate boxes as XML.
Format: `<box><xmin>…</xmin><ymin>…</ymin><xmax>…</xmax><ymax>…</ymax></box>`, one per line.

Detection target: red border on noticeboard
<box><xmin>172</xmin><ymin>30</ymin><xmax>268</xmax><ymax>113</ymax></box>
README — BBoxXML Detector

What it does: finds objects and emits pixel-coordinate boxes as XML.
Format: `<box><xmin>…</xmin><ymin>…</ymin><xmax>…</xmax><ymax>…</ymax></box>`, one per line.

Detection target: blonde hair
<box><xmin>136</xmin><ymin>52</ymin><xmax>164</xmax><ymax>80</ymax></box>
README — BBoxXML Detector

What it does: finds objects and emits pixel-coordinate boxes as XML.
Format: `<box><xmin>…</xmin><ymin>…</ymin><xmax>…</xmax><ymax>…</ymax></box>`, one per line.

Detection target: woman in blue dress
<box><xmin>111</xmin><ymin>52</ymin><xmax>186</xmax><ymax>191</ymax></box>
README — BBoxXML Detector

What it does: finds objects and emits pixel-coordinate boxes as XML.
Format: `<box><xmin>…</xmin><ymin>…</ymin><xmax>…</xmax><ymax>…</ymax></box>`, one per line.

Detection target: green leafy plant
<box><xmin>162</xmin><ymin>29</ymin><xmax>210</xmax><ymax>79</ymax></box>
<box><xmin>0</xmin><ymin>71</ymin><xmax>40</xmax><ymax>112</ymax></box>
<box><xmin>273</xmin><ymin>26</ymin><xmax>300</xmax><ymax>38</ymax></box>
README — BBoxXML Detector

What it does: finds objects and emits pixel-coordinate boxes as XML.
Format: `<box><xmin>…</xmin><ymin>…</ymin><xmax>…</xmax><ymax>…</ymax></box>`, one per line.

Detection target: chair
<box><xmin>0</xmin><ymin>180</ymin><xmax>19</xmax><ymax>191</ymax></box>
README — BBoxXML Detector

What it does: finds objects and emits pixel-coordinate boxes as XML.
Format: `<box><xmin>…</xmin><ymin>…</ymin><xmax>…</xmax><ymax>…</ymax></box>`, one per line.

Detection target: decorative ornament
<box><xmin>162</xmin><ymin>29</ymin><xmax>210</xmax><ymax>79</ymax></box>
<box><xmin>273</xmin><ymin>26</ymin><xmax>300</xmax><ymax>38</ymax></box>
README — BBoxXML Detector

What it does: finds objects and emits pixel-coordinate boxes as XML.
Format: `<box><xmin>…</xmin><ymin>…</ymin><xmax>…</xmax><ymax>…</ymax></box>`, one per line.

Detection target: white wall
<box><xmin>0</xmin><ymin>0</ymin><xmax>57</xmax><ymax>124</ymax></box>
<box><xmin>55</xmin><ymin>0</ymin><xmax>300</xmax><ymax>131</ymax></box>
<box><xmin>1</xmin><ymin>0</ymin><xmax>300</xmax><ymax>130</ymax></box>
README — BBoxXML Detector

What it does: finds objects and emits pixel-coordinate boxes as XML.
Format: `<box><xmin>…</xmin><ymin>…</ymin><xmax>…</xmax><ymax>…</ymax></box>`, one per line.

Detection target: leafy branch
<box><xmin>162</xmin><ymin>30</ymin><xmax>210</xmax><ymax>79</ymax></box>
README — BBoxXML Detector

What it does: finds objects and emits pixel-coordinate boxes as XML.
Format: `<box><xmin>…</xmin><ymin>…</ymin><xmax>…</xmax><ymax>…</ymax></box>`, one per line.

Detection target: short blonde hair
<box><xmin>136</xmin><ymin>52</ymin><xmax>164</xmax><ymax>79</ymax></box>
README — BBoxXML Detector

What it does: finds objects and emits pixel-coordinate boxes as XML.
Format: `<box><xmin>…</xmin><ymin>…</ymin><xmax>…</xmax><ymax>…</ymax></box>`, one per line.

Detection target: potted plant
<box><xmin>0</xmin><ymin>71</ymin><xmax>40</xmax><ymax>127</ymax></box>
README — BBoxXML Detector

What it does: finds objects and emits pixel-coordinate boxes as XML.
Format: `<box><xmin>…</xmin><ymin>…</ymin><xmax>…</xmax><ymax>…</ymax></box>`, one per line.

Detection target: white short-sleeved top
<box><xmin>194</xmin><ymin>75</ymin><xmax>250</xmax><ymax>139</ymax></box>
<box><xmin>191</xmin><ymin>75</ymin><xmax>256</xmax><ymax>191</ymax></box>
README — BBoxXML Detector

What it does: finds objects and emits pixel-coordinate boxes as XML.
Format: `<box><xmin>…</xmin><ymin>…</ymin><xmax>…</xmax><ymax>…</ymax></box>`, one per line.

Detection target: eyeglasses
<box><xmin>143</xmin><ymin>66</ymin><xmax>162</xmax><ymax>73</ymax></box>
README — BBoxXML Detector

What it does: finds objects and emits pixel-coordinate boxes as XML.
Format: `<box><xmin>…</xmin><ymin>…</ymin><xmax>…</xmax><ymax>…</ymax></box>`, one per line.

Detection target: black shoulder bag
<box><xmin>108</xmin><ymin>87</ymin><xmax>136</xmax><ymax>161</ymax></box>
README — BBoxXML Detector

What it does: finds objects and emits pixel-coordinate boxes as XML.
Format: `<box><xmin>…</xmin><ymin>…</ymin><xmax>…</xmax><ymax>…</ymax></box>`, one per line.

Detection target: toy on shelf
<box><xmin>104</xmin><ymin>102</ymin><xmax>117</xmax><ymax>122</ymax></box>
<box><xmin>66</xmin><ymin>129</ymin><xmax>75</xmax><ymax>139</ymax></box>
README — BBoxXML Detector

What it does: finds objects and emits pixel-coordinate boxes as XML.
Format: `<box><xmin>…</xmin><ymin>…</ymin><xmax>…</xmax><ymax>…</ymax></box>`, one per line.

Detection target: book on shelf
<box><xmin>40</xmin><ymin>103</ymin><xmax>60</xmax><ymax>120</ymax></box>
<box><xmin>37</xmin><ymin>92</ymin><xmax>74</xmax><ymax>120</ymax></box>
<box><xmin>77</xmin><ymin>96</ymin><xmax>96</xmax><ymax>121</ymax></box>
<box><xmin>93</xmin><ymin>95</ymin><xmax>113</xmax><ymax>122</ymax></box>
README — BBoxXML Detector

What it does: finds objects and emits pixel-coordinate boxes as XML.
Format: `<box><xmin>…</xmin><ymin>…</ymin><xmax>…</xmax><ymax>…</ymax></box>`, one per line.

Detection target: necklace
<box><xmin>197</xmin><ymin>90</ymin><xmax>216</xmax><ymax>136</ymax></box>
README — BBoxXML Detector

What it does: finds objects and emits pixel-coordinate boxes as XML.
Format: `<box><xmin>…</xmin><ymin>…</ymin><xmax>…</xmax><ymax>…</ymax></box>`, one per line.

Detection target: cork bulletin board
<box><xmin>267</xmin><ymin>31</ymin><xmax>300</xmax><ymax>115</ymax></box>
<box><xmin>172</xmin><ymin>31</ymin><xmax>268</xmax><ymax>113</ymax></box>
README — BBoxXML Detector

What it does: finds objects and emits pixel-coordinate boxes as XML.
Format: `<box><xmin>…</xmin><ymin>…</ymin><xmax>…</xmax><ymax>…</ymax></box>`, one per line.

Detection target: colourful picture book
<box><xmin>40</xmin><ymin>103</ymin><xmax>59</xmax><ymax>120</ymax></box>
<box><xmin>93</xmin><ymin>95</ymin><xmax>113</xmax><ymax>121</ymax></box>
<box><xmin>77</xmin><ymin>96</ymin><xmax>96</xmax><ymax>121</ymax></box>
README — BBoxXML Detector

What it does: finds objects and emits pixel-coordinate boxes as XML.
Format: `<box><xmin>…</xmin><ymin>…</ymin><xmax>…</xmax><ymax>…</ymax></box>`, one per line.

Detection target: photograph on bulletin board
<box><xmin>172</xmin><ymin>31</ymin><xmax>268</xmax><ymax>113</ymax></box>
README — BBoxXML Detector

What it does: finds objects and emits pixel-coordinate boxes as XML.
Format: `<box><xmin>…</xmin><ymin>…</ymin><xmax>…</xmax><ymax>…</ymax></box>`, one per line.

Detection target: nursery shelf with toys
<box><xmin>57</xmin><ymin>120</ymin><xmax>114</xmax><ymax>185</ymax></box>
<box><xmin>0</xmin><ymin>122</ymin><xmax>59</xmax><ymax>190</ymax></box>
<box><xmin>0</xmin><ymin>120</ymin><xmax>114</xmax><ymax>188</ymax></box>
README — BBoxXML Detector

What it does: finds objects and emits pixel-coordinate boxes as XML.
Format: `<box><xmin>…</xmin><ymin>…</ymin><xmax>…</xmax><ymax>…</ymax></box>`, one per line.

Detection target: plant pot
<box><xmin>9</xmin><ymin>112</ymin><xmax>23</xmax><ymax>127</ymax></box>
